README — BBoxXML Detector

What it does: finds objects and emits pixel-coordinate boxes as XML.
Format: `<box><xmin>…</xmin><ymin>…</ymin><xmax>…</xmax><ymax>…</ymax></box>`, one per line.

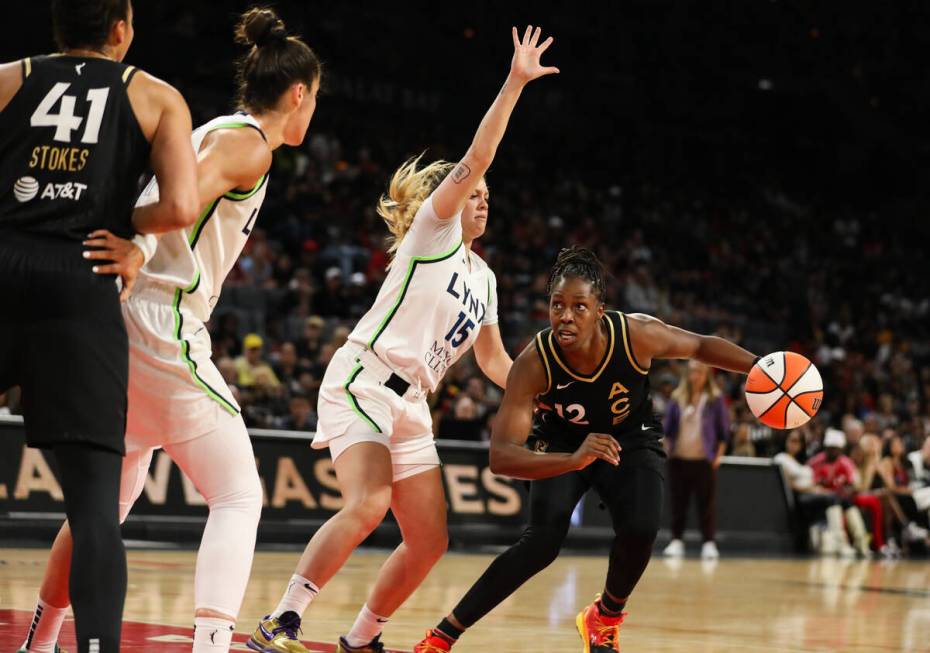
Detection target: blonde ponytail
<box><xmin>377</xmin><ymin>154</ymin><xmax>455</xmax><ymax>263</ymax></box>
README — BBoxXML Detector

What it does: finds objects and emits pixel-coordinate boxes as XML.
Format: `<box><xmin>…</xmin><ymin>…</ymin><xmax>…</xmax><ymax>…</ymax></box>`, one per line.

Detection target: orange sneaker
<box><xmin>576</xmin><ymin>596</ymin><xmax>626</xmax><ymax>652</ymax></box>
<box><xmin>412</xmin><ymin>630</ymin><xmax>453</xmax><ymax>652</ymax></box>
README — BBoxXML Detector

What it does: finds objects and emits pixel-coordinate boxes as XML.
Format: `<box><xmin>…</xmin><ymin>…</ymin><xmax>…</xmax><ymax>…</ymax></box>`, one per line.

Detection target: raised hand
<box><xmin>509</xmin><ymin>25</ymin><xmax>559</xmax><ymax>85</ymax></box>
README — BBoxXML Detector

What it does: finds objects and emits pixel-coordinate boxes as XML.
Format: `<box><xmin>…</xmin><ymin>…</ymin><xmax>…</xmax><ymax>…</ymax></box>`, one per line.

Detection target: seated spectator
<box><xmin>729</xmin><ymin>420</ymin><xmax>756</xmax><ymax>457</ymax></box>
<box><xmin>235</xmin><ymin>333</ymin><xmax>281</xmax><ymax>388</ymax></box>
<box><xmin>807</xmin><ymin>429</ymin><xmax>870</xmax><ymax>556</ymax></box>
<box><xmin>296</xmin><ymin>315</ymin><xmax>325</xmax><ymax>365</ymax></box>
<box><xmin>908</xmin><ymin>437</ymin><xmax>930</xmax><ymax>526</ymax></box>
<box><xmin>877</xmin><ymin>433</ymin><xmax>930</xmax><ymax>549</ymax></box>
<box><xmin>908</xmin><ymin>436</ymin><xmax>930</xmax><ymax>488</ymax></box>
<box><xmin>438</xmin><ymin>394</ymin><xmax>484</xmax><ymax>441</ymax></box>
<box><xmin>315</xmin><ymin>267</ymin><xmax>349</xmax><ymax>318</ymax></box>
<box><xmin>278</xmin><ymin>393</ymin><xmax>317</xmax><ymax>432</ymax></box>
<box><xmin>850</xmin><ymin>434</ymin><xmax>890</xmax><ymax>556</ymax></box>
<box><xmin>273</xmin><ymin>341</ymin><xmax>310</xmax><ymax>396</ymax></box>
<box><xmin>775</xmin><ymin>429</ymin><xmax>835</xmax><ymax>553</ymax></box>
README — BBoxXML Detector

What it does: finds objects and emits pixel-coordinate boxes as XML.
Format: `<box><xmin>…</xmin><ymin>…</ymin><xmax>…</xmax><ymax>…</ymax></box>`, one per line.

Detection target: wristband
<box><xmin>131</xmin><ymin>233</ymin><xmax>158</xmax><ymax>265</ymax></box>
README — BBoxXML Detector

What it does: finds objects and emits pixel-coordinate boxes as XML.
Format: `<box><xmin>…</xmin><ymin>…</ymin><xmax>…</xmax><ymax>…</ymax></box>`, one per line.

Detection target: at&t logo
<box><xmin>13</xmin><ymin>176</ymin><xmax>39</xmax><ymax>202</ymax></box>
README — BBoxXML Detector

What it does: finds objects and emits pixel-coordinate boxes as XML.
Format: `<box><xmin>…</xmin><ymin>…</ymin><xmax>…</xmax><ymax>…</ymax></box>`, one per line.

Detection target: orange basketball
<box><xmin>745</xmin><ymin>351</ymin><xmax>823</xmax><ymax>429</ymax></box>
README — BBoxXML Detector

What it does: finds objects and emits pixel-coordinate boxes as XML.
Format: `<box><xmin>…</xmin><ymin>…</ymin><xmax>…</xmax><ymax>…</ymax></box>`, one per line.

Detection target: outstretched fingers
<box><xmin>530</xmin><ymin>26</ymin><xmax>542</xmax><ymax>47</ymax></box>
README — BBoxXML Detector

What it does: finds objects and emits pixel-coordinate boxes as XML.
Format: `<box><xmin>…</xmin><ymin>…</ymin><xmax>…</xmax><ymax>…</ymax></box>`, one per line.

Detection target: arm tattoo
<box><xmin>452</xmin><ymin>162</ymin><xmax>472</xmax><ymax>184</ymax></box>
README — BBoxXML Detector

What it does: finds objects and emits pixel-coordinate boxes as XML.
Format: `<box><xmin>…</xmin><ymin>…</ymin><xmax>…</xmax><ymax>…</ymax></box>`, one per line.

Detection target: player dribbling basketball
<box><xmin>414</xmin><ymin>247</ymin><xmax>759</xmax><ymax>653</ymax></box>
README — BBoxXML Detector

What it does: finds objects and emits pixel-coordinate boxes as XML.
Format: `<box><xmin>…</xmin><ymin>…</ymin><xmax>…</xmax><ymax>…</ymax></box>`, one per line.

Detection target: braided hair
<box><xmin>546</xmin><ymin>246</ymin><xmax>607</xmax><ymax>302</ymax></box>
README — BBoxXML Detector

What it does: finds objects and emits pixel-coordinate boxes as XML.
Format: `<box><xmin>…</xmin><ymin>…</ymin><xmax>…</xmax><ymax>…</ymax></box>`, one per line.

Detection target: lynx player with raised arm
<box><xmin>0</xmin><ymin>1</ymin><xmax>198</xmax><ymax>651</ymax></box>
<box><xmin>415</xmin><ymin>246</ymin><xmax>758</xmax><ymax>653</ymax></box>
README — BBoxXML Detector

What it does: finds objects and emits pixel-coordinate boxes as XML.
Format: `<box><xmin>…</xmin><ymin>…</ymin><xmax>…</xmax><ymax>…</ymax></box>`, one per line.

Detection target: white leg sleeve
<box><xmin>119</xmin><ymin>448</ymin><xmax>156</xmax><ymax>523</ymax></box>
<box><xmin>164</xmin><ymin>412</ymin><xmax>263</xmax><ymax>618</ymax></box>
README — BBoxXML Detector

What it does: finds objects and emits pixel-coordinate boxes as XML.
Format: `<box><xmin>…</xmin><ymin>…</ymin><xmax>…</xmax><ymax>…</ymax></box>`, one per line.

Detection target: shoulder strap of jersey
<box><xmin>198</xmin><ymin>113</ymin><xmax>269</xmax><ymax>199</ymax></box>
<box><xmin>205</xmin><ymin>112</ymin><xmax>268</xmax><ymax>142</ymax></box>
<box><xmin>615</xmin><ymin>311</ymin><xmax>649</xmax><ymax>375</ymax></box>
<box><xmin>21</xmin><ymin>57</ymin><xmax>31</xmax><ymax>81</ymax></box>
<box><xmin>122</xmin><ymin>64</ymin><xmax>139</xmax><ymax>85</ymax></box>
<box><xmin>534</xmin><ymin>329</ymin><xmax>553</xmax><ymax>394</ymax></box>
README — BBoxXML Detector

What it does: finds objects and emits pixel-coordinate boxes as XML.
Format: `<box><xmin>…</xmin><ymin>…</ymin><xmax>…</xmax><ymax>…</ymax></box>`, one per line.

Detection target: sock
<box><xmin>192</xmin><ymin>617</ymin><xmax>234</xmax><ymax>652</ymax></box>
<box><xmin>435</xmin><ymin>616</ymin><xmax>464</xmax><ymax>643</ymax></box>
<box><xmin>271</xmin><ymin>575</ymin><xmax>319</xmax><ymax>619</ymax></box>
<box><xmin>598</xmin><ymin>592</ymin><xmax>626</xmax><ymax>617</ymax></box>
<box><xmin>20</xmin><ymin>598</ymin><xmax>68</xmax><ymax>653</ymax></box>
<box><xmin>344</xmin><ymin>603</ymin><xmax>388</xmax><ymax>648</ymax></box>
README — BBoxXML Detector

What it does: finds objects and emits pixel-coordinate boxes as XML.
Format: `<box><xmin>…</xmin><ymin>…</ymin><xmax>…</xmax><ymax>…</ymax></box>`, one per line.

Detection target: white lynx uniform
<box><xmin>108</xmin><ymin>114</ymin><xmax>269</xmax><ymax>619</ymax></box>
<box><xmin>128</xmin><ymin>113</ymin><xmax>268</xmax><ymax>448</ymax></box>
<box><xmin>314</xmin><ymin>192</ymin><xmax>499</xmax><ymax>479</ymax></box>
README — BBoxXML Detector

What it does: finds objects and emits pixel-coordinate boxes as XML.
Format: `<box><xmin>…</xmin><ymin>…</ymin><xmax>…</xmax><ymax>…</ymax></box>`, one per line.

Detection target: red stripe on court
<box><xmin>0</xmin><ymin>609</ymin><xmax>411</xmax><ymax>652</ymax></box>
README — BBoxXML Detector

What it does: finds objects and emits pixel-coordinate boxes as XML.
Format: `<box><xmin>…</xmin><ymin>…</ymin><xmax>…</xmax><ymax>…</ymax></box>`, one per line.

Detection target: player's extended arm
<box><xmin>128</xmin><ymin>73</ymin><xmax>199</xmax><ymax>234</ymax></box>
<box><xmin>431</xmin><ymin>26</ymin><xmax>559</xmax><ymax>220</ymax></box>
<box><xmin>627</xmin><ymin>313</ymin><xmax>757</xmax><ymax>374</ymax></box>
<box><xmin>473</xmin><ymin>324</ymin><xmax>512</xmax><ymax>389</ymax></box>
<box><xmin>489</xmin><ymin>344</ymin><xmax>619</xmax><ymax>480</ymax></box>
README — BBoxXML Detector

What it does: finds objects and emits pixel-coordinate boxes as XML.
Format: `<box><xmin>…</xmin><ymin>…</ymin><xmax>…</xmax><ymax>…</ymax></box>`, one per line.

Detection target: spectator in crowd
<box><xmin>849</xmin><ymin>434</ymin><xmax>890</xmax><ymax>556</ymax></box>
<box><xmin>297</xmin><ymin>315</ymin><xmax>326</xmax><ymax>365</ymax></box>
<box><xmin>662</xmin><ymin>361</ymin><xmax>730</xmax><ymax>560</ymax></box>
<box><xmin>235</xmin><ymin>333</ymin><xmax>281</xmax><ymax>388</ymax></box>
<box><xmin>774</xmin><ymin>428</ymin><xmax>837</xmax><ymax>552</ymax></box>
<box><xmin>315</xmin><ymin>266</ymin><xmax>349</xmax><ymax>317</ymax></box>
<box><xmin>278</xmin><ymin>393</ymin><xmax>317</xmax><ymax>432</ymax></box>
<box><xmin>909</xmin><ymin>436</ymin><xmax>930</xmax><ymax>488</ymax></box>
<box><xmin>876</xmin><ymin>433</ymin><xmax>930</xmax><ymax>548</ymax></box>
<box><xmin>729</xmin><ymin>420</ymin><xmax>756</xmax><ymax>457</ymax></box>
<box><xmin>438</xmin><ymin>394</ymin><xmax>484</xmax><ymax>441</ymax></box>
<box><xmin>807</xmin><ymin>429</ymin><xmax>870</xmax><ymax>557</ymax></box>
<box><xmin>273</xmin><ymin>341</ymin><xmax>310</xmax><ymax>397</ymax></box>
<box><xmin>908</xmin><ymin>437</ymin><xmax>930</xmax><ymax>528</ymax></box>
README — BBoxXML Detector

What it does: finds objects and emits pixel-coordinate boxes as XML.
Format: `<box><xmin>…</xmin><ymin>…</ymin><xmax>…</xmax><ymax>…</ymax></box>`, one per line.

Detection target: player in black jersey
<box><xmin>0</xmin><ymin>1</ymin><xmax>198</xmax><ymax>651</ymax></box>
<box><xmin>415</xmin><ymin>247</ymin><xmax>759</xmax><ymax>653</ymax></box>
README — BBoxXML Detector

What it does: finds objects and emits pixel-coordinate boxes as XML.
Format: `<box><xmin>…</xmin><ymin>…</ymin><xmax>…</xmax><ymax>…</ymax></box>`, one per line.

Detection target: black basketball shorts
<box><xmin>0</xmin><ymin>236</ymin><xmax>128</xmax><ymax>454</ymax></box>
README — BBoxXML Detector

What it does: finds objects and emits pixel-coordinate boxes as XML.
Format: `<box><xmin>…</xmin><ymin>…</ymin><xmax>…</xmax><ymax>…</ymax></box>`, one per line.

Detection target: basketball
<box><xmin>745</xmin><ymin>351</ymin><xmax>823</xmax><ymax>429</ymax></box>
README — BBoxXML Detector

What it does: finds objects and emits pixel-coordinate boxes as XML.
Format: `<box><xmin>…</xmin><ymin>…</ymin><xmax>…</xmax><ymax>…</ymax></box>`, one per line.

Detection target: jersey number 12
<box><xmin>31</xmin><ymin>83</ymin><xmax>110</xmax><ymax>144</ymax></box>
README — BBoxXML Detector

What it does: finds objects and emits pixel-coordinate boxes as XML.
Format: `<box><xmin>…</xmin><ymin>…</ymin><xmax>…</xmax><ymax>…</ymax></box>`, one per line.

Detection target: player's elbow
<box><xmin>465</xmin><ymin>145</ymin><xmax>494</xmax><ymax>172</ymax></box>
<box><xmin>488</xmin><ymin>442</ymin><xmax>513</xmax><ymax>476</ymax></box>
<box><xmin>164</xmin><ymin>193</ymin><xmax>200</xmax><ymax>229</ymax></box>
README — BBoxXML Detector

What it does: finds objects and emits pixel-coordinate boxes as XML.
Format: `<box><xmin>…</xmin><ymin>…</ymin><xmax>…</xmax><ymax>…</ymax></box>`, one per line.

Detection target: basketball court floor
<box><xmin>1</xmin><ymin>547</ymin><xmax>928</xmax><ymax>652</ymax></box>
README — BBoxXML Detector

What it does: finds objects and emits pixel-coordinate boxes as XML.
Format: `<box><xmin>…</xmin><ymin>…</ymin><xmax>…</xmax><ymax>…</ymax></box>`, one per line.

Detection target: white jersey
<box><xmin>348</xmin><ymin>192</ymin><xmax>499</xmax><ymax>392</ymax></box>
<box><xmin>136</xmin><ymin>113</ymin><xmax>269</xmax><ymax>322</ymax></box>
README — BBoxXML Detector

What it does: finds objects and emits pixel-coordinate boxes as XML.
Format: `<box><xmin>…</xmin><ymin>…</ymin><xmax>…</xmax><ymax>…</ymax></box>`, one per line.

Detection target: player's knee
<box><xmin>616</xmin><ymin>521</ymin><xmax>659</xmax><ymax>547</ymax></box>
<box><xmin>205</xmin><ymin>469</ymin><xmax>264</xmax><ymax>518</ymax></box>
<box><xmin>344</xmin><ymin>487</ymin><xmax>392</xmax><ymax>533</ymax></box>
<box><xmin>406</xmin><ymin>524</ymin><xmax>448</xmax><ymax>561</ymax></box>
<box><xmin>517</xmin><ymin>524</ymin><xmax>566</xmax><ymax>569</ymax></box>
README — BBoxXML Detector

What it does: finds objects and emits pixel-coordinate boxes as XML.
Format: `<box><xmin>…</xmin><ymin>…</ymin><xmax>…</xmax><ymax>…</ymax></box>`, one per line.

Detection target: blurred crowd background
<box><xmin>1</xmin><ymin>1</ymin><xmax>929</xmax><ymax>553</ymax></box>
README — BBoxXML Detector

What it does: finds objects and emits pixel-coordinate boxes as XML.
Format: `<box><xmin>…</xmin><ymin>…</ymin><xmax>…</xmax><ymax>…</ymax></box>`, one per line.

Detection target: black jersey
<box><xmin>0</xmin><ymin>55</ymin><xmax>150</xmax><ymax>244</ymax></box>
<box><xmin>529</xmin><ymin>311</ymin><xmax>664</xmax><ymax>455</ymax></box>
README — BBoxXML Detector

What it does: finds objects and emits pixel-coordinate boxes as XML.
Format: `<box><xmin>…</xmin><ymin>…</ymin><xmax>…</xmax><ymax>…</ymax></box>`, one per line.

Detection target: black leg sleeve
<box><xmin>54</xmin><ymin>444</ymin><xmax>127</xmax><ymax>653</ymax></box>
<box><xmin>451</xmin><ymin>470</ymin><xmax>590</xmax><ymax>627</ymax></box>
<box><xmin>593</xmin><ymin>449</ymin><xmax>665</xmax><ymax>600</ymax></box>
